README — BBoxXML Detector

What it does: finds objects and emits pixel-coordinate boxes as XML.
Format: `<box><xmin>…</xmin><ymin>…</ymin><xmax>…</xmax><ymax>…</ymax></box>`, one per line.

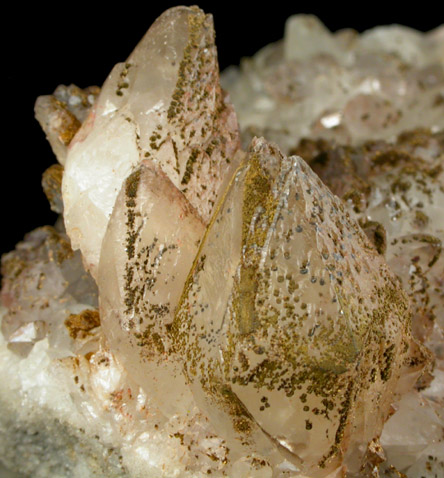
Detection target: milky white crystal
<box><xmin>1</xmin><ymin>226</ymin><xmax>98</xmax><ymax>358</ymax></box>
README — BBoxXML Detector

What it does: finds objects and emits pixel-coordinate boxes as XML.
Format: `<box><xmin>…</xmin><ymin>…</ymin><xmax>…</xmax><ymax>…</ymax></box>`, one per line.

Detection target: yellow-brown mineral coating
<box><xmin>45</xmin><ymin>97</ymin><xmax>81</xmax><ymax>146</ymax></box>
<box><xmin>291</xmin><ymin>129</ymin><xmax>444</xmax><ymax>214</ymax></box>
<box><xmin>42</xmin><ymin>164</ymin><xmax>64</xmax><ymax>214</ymax></box>
<box><xmin>234</xmin><ymin>149</ymin><xmax>278</xmax><ymax>335</ymax></box>
<box><xmin>65</xmin><ymin>309</ymin><xmax>100</xmax><ymax>340</ymax></box>
<box><xmin>173</xmin><ymin>137</ymin><xmax>425</xmax><ymax>476</ymax></box>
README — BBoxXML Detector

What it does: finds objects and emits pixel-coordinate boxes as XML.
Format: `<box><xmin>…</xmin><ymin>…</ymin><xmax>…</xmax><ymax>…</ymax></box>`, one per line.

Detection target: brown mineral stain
<box><xmin>42</xmin><ymin>164</ymin><xmax>64</xmax><ymax>214</ymax></box>
<box><xmin>49</xmin><ymin>97</ymin><xmax>81</xmax><ymax>146</ymax></box>
<box><xmin>65</xmin><ymin>309</ymin><xmax>100</xmax><ymax>339</ymax></box>
<box><xmin>360</xmin><ymin>220</ymin><xmax>387</xmax><ymax>255</ymax></box>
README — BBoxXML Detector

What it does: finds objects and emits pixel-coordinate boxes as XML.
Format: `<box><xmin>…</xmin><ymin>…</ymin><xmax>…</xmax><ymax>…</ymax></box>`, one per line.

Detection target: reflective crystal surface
<box><xmin>174</xmin><ymin>137</ymin><xmax>425</xmax><ymax>476</ymax></box>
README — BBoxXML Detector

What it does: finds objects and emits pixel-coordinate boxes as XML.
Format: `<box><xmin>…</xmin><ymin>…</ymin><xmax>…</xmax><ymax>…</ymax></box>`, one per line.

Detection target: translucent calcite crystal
<box><xmin>1</xmin><ymin>6</ymin><xmax>443</xmax><ymax>478</ymax></box>
<box><xmin>174</xmin><ymin>137</ymin><xmax>425</xmax><ymax>477</ymax></box>
<box><xmin>61</xmin><ymin>6</ymin><xmax>240</xmax><ymax>278</ymax></box>
<box><xmin>288</xmin><ymin>136</ymin><xmax>444</xmax><ymax>477</ymax></box>
<box><xmin>380</xmin><ymin>379</ymin><xmax>444</xmax><ymax>478</ymax></box>
<box><xmin>98</xmin><ymin>160</ymin><xmax>205</xmax><ymax>416</ymax></box>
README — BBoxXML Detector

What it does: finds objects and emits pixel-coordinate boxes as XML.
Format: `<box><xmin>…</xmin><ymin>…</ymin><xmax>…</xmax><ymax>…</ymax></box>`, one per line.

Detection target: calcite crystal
<box><xmin>174</xmin><ymin>137</ymin><xmax>425</xmax><ymax>476</ymax></box>
<box><xmin>1</xmin><ymin>6</ymin><xmax>443</xmax><ymax>478</ymax></box>
<box><xmin>61</xmin><ymin>6</ymin><xmax>240</xmax><ymax>278</ymax></box>
<box><xmin>291</xmin><ymin>131</ymin><xmax>444</xmax><ymax>345</ymax></box>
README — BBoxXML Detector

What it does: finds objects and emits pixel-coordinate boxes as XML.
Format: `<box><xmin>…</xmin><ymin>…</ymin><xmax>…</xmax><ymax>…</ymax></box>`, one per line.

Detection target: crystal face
<box><xmin>1</xmin><ymin>6</ymin><xmax>443</xmax><ymax>478</ymax></box>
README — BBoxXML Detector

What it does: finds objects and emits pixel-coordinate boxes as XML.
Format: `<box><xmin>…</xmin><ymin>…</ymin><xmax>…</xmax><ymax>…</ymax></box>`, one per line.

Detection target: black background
<box><xmin>2</xmin><ymin>2</ymin><xmax>442</xmax><ymax>258</ymax></box>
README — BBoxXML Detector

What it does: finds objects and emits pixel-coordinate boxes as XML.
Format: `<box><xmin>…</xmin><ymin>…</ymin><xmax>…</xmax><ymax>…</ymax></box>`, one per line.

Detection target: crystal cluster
<box><xmin>222</xmin><ymin>15</ymin><xmax>444</xmax><ymax>152</ymax></box>
<box><xmin>1</xmin><ymin>6</ymin><xmax>443</xmax><ymax>478</ymax></box>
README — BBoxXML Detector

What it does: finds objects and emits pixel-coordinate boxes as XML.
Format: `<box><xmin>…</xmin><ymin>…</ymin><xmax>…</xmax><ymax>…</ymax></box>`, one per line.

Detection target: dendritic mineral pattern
<box><xmin>1</xmin><ymin>6</ymin><xmax>443</xmax><ymax>478</ymax></box>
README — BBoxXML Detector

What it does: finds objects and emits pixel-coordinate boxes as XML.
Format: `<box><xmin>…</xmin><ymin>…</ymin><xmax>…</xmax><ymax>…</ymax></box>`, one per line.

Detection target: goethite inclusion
<box><xmin>1</xmin><ymin>6</ymin><xmax>443</xmax><ymax>478</ymax></box>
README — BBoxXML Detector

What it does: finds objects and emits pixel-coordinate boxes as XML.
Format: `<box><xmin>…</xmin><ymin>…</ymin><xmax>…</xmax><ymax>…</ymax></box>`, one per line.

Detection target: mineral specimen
<box><xmin>1</xmin><ymin>6</ymin><xmax>443</xmax><ymax>478</ymax></box>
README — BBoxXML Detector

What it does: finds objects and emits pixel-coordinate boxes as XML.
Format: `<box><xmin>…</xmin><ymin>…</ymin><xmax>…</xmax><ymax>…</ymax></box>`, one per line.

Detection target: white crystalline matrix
<box><xmin>222</xmin><ymin>15</ymin><xmax>444</xmax><ymax>152</ymax></box>
<box><xmin>1</xmin><ymin>6</ymin><xmax>443</xmax><ymax>478</ymax></box>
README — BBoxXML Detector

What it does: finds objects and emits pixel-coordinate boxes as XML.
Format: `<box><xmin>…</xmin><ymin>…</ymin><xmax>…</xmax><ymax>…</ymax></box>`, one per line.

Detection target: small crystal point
<box><xmin>34</xmin><ymin>85</ymin><xmax>99</xmax><ymax>165</ymax></box>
